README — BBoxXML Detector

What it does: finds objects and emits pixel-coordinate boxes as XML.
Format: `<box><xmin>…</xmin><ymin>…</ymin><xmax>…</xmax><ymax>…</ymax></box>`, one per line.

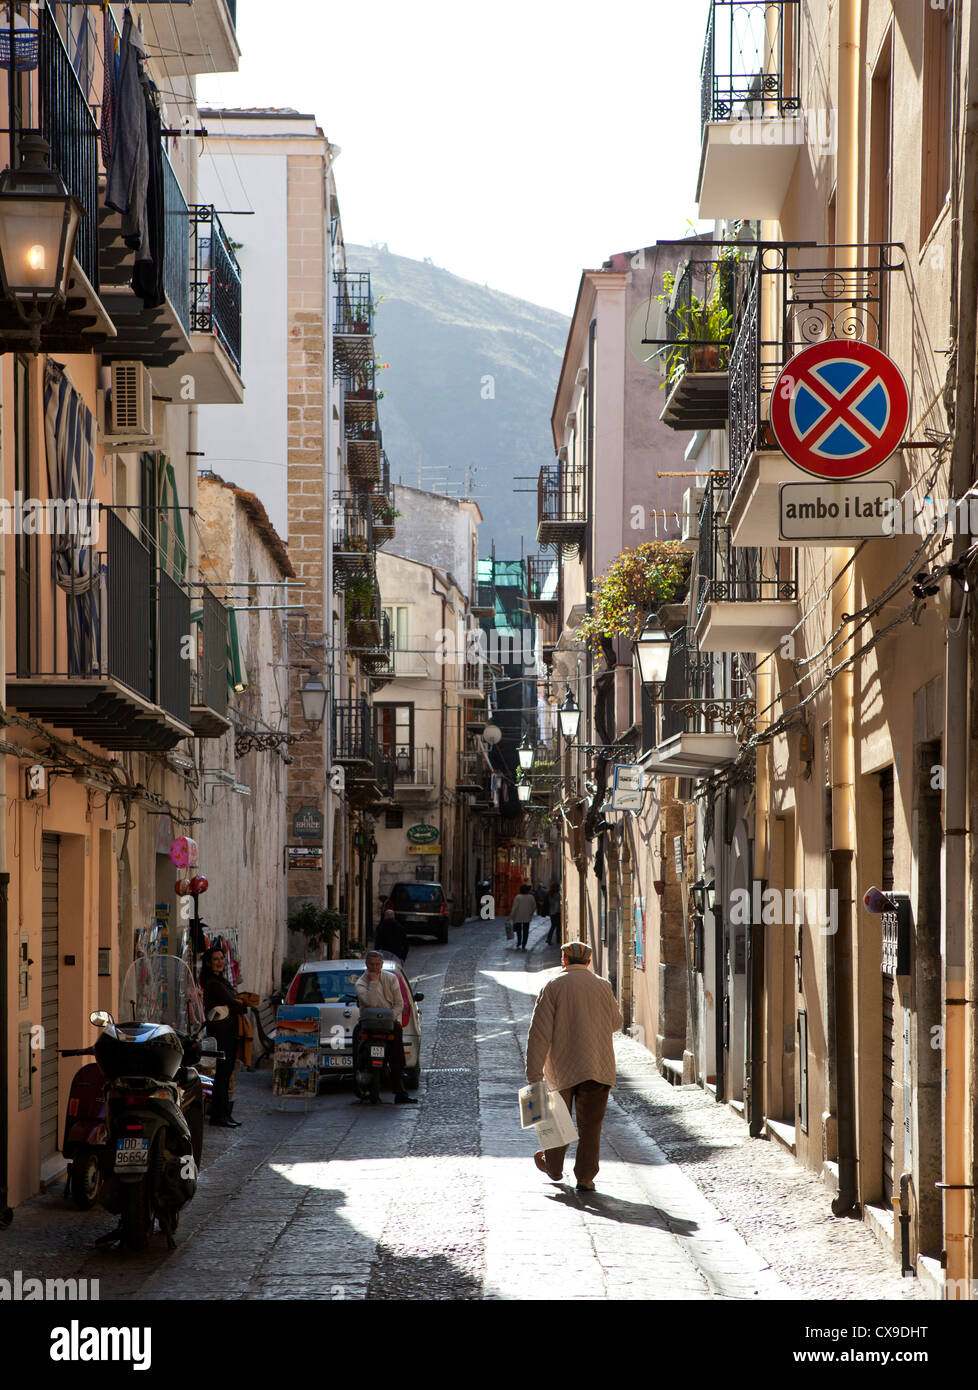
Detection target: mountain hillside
<box><xmin>347</xmin><ymin>245</ymin><xmax>569</xmax><ymax>557</ymax></box>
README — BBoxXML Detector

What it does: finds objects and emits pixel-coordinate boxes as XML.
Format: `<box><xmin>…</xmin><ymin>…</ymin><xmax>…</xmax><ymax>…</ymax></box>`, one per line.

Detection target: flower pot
<box><xmin>692</xmin><ymin>344</ymin><xmax>721</xmax><ymax>372</ymax></box>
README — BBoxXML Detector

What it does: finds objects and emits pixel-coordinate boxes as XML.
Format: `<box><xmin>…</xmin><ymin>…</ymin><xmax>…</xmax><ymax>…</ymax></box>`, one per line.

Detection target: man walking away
<box><xmin>510</xmin><ymin>883</ymin><xmax>537</xmax><ymax>951</ymax></box>
<box><xmin>374</xmin><ymin>906</ymin><xmax>409</xmax><ymax>964</ymax></box>
<box><xmin>525</xmin><ymin>939</ymin><xmax>622</xmax><ymax>1191</ymax></box>
<box><xmin>546</xmin><ymin>881</ymin><xmax>561</xmax><ymax>947</ymax></box>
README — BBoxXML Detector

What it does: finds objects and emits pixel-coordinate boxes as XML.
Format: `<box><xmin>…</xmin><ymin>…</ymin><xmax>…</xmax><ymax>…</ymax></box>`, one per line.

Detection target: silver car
<box><xmin>283</xmin><ymin>957</ymin><xmax>423</xmax><ymax>1090</ymax></box>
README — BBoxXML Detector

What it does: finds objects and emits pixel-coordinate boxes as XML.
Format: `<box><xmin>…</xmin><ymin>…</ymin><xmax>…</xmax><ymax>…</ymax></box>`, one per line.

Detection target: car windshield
<box><xmin>393</xmin><ymin>884</ymin><xmax>442</xmax><ymax>904</ymax></box>
<box><xmin>294</xmin><ymin>969</ymin><xmax>363</xmax><ymax>1004</ymax></box>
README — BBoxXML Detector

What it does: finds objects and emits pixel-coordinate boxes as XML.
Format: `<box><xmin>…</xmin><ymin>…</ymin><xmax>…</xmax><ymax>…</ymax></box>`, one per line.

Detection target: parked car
<box><xmin>384</xmin><ymin>881</ymin><xmax>449</xmax><ymax>944</ymax></box>
<box><xmin>283</xmin><ymin>957</ymin><xmax>423</xmax><ymax>1090</ymax></box>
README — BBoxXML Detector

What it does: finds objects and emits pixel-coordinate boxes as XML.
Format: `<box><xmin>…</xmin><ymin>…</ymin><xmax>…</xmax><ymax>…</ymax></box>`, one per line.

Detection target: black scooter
<box><xmin>353</xmin><ymin>1007</ymin><xmax>398</xmax><ymax>1105</ymax></box>
<box><xmin>88</xmin><ymin>953</ymin><xmax>216</xmax><ymax>1250</ymax></box>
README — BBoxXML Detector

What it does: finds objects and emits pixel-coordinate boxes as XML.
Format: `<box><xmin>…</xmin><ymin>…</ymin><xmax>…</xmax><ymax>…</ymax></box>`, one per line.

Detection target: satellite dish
<box><xmin>482</xmin><ymin>723</ymin><xmax>502</xmax><ymax>745</ymax></box>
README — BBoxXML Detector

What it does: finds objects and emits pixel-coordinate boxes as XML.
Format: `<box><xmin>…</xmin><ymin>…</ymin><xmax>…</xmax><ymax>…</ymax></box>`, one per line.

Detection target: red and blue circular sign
<box><xmin>770</xmin><ymin>340</ymin><xmax>909</xmax><ymax>480</ymax></box>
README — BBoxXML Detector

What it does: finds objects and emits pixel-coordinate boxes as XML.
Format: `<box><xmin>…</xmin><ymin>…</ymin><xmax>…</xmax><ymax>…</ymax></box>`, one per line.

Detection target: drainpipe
<box><xmin>829</xmin><ymin>0</ymin><xmax>861</xmax><ymax>1219</ymax></box>
<box><xmin>941</xmin><ymin>0</ymin><xmax>978</xmax><ymax>1296</ymax></box>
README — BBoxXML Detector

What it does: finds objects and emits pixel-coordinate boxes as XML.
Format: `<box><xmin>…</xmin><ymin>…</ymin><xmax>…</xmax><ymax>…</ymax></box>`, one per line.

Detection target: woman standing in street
<box><xmin>510</xmin><ymin>883</ymin><xmax>537</xmax><ymax>952</ymax></box>
<box><xmin>199</xmin><ymin>946</ymin><xmax>246</xmax><ymax>1128</ymax></box>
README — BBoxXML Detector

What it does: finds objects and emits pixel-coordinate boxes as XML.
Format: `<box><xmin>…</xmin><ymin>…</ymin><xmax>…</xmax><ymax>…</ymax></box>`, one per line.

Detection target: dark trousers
<box><xmin>353</xmin><ymin>1020</ymin><xmax>406</xmax><ymax>1089</ymax></box>
<box><xmin>209</xmin><ymin>1026</ymin><xmax>236</xmax><ymax>1119</ymax></box>
<box><xmin>546</xmin><ymin>913</ymin><xmax>561</xmax><ymax>946</ymax></box>
<box><xmin>541</xmin><ymin>1080</ymin><xmax>611</xmax><ymax>1184</ymax></box>
<box><xmin>514</xmin><ymin>920</ymin><xmax>531</xmax><ymax>948</ymax></box>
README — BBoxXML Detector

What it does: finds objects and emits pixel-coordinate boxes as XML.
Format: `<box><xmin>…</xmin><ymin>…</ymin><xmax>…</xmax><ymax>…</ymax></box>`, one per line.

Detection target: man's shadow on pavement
<box><xmin>545</xmin><ymin>1187</ymin><xmax>699</xmax><ymax>1236</ymax></box>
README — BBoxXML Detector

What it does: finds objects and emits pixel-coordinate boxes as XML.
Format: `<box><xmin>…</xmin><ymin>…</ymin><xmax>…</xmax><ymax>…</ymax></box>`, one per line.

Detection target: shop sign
<box><xmin>287</xmin><ymin>845</ymin><xmax>323</xmax><ymax>871</ymax></box>
<box><xmin>407</xmin><ymin>844</ymin><xmax>440</xmax><ymax>856</ymax></box>
<box><xmin>407</xmin><ymin>823</ymin><xmax>439</xmax><ymax>845</ymax></box>
<box><xmin>292</xmin><ymin>806</ymin><xmax>324</xmax><ymax>840</ymax></box>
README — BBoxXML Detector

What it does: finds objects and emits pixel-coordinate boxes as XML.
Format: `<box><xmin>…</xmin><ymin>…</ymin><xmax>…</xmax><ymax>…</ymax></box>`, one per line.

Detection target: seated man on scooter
<box><xmin>355</xmin><ymin>951</ymin><xmax>418</xmax><ymax>1104</ymax></box>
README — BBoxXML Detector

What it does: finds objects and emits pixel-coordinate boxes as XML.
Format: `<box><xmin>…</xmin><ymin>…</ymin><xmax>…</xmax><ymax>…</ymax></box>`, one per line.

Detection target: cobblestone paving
<box><xmin>0</xmin><ymin>919</ymin><xmax>925</xmax><ymax>1299</ymax></box>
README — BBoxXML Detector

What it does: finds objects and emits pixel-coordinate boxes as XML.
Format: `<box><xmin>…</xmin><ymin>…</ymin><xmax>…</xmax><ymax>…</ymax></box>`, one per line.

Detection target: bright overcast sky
<box><xmin>199</xmin><ymin>0</ymin><xmax>711</xmax><ymax>316</ymax></box>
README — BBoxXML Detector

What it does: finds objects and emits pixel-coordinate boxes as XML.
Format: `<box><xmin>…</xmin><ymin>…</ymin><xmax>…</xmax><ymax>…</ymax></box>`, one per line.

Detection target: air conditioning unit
<box><xmin>103</xmin><ymin>361</ymin><xmax>155</xmax><ymax>444</ymax></box>
<box><xmin>680</xmin><ymin>485</ymin><xmax>705</xmax><ymax>550</ymax></box>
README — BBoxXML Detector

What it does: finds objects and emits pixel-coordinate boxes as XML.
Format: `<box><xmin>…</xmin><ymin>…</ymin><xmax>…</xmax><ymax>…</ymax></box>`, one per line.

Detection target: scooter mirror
<box><xmin>413</xmin><ymin>993</ymin><xmax>425</xmax><ymax>1002</ymax></box>
<box><xmin>89</xmin><ymin>1010</ymin><xmax>111</xmax><ymax>1028</ymax></box>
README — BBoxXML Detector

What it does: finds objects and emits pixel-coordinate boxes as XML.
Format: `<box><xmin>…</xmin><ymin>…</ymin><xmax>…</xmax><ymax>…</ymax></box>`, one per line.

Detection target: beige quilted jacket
<box><xmin>525</xmin><ymin>964</ymin><xmax>623</xmax><ymax>1091</ymax></box>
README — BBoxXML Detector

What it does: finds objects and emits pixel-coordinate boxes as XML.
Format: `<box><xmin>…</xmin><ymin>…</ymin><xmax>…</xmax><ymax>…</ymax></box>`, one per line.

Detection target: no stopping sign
<box><xmin>770</xmin><ymin>340</ymin><xmax>909</xmax><ymax>480</ymax></box>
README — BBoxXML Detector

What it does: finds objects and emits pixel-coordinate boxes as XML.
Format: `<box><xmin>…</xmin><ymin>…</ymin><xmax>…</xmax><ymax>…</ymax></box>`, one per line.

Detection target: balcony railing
<box><xmin>38</xmin><ymin>5</ymin><xmax>99</xmax><ymax>290</ymax></box>
<box><xmin>695</xmin><ymin>478</ymin><xmax>797</xmax><ymax>615</ymax></box>
<box><xmin>333</xmin><ymin>270</ymin><xmax>374</xmax><ymax>374</ymax></box>
<box><xmin>334</xmin><ymin>698</ymin><xmax>373</xmax><ymax>763</ymax></box>
<box><xmin>190</xmin><ymin>205</ymin><xmax>242</xmax><ymax>372</ymax></box>
<box><xmin>457</xmin><ymin>751</ymin><xmax>483</xmax><ymax>790</ymax></box>
<box><xmin>391</xmin><ymin>744</ymin><xmax>435</xmax><ymax>785</ymax></box>
<box><xmin>158</xmin><ymin>570</ymin><xmax>191</xmax><ymax>725</ymax></box>
<box><xmin>526</xmin><ymin>554</ymin><xmax>558</xmax><ymax>608</ymax></box>
<box><xmin>701</xmin><ymin>0</ymin><xmax>801</xmax><ymax>132</ymax></box>
<box><xmin>657</xmin><ymin>250</ymin><xmax>743</xmax><ymax>429</ymax></box>
<box><xmin>345</xmin><ymin>419</ymin><xmax>382</xmax><ymax>484</ymax></box>
<box><xmin>6</xmin><ymin>510</ymin><xmax>193</xmax><ymax>748</ymax></box>
<box><xmin>728</xmin><ymin>242</ymin><xmax>903</xmax><ymax>494</ymax></box>
<box><xmin>192</xmin><ymin>585</ymin><xmax>229</xmax><ymax>721</ymax></box>
<box><xmin>537</xmin><ymin>466</ymin><xmax>586</xmax><ymax>546</ymax></box>
<box><xmin>162</xmin><ymin>153</ymin><xmax>192</xmax><ymax>335</ymax></box>
<box><xmin>332</xmin><ymin>497</ymin><xmax>375</xmax><ymax>589</ymax></box>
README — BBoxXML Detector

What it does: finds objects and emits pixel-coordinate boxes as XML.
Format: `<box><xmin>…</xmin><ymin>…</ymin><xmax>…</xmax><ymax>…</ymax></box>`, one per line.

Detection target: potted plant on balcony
<box><xmin>345</xmin><ymin>576</ymin><xmax>381</xmax><ymax>648</ymax></box>
<box><xmin>578</xmin><ymin>541</ymin><xmax>690</xmax><ymax>660</ymax></box>
<box><xmin>658</xmin><ymin>247</ymin><xmax>740</xmax><ymax>386</ymax></box>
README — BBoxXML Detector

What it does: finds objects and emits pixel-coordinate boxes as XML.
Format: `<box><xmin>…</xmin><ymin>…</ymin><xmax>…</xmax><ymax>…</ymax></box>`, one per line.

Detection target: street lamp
<box><xmin>0</xmin><ymin>133</ymin><xmax>82</xmax><ymax>353</ymax></box>
<box><xmin>690</xmin><ymin>878</ymin><xmax>706</xmax><ymax>914</ymax></box>
<box><xmin>633</xmin><ymin>621</ymin><xmax>672</xmax><ymax>690</ymax></box>
<box><xmin>299</xmin><ymin>674</ymin><xmax>328</xmax><ymax>731</ymax></box>
<box><xmin>516</xmin><ymin>769</ymin><xmax>531</xmax><ymax>803</ymax></box>
<box><xmin>558</xmin><ymin>687</ymin><xmax>580</xmax><ymax>741</ymax></box>
<box><xmin>517</xmin><ymin>732</ymin><xmax>536</xmax><ymax>772</ymax></box>
<box><xmin>705</xmin><ymin>880</ymin><xmax>717</xmax><ymax>914</ymax></box>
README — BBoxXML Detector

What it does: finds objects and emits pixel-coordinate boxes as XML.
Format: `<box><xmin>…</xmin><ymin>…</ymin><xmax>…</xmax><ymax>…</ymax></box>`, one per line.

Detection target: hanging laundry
<box><xmin>105</xmin><ymin>9</ymin><xmax>149</xmax><ymax>258</ymax></box>
<box><xmin>99</xmin><ymin>3</ymin><xmax>119</xmax><ymax>167</ymax></box>
<box><xmin>132</xmin><ymin>88</ymin><xmax>165</xmax><ymax>307</ymax></box>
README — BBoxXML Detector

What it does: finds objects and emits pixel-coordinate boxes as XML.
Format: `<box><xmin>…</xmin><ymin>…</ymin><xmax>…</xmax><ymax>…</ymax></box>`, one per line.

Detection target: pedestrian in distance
<box><xmin>534</xmin><ymin>882</ymin><xmax>548</xmax><ymax>917</ymax></box>
<box><xmin>199</xmin><ymin>946</ymin><xmax>247</xmax><ymax>1128</ymax></box>
<box><xmin>510</xmin><ymin>883</ymin><xmax>537</xmax><ymax>951</ymax></box>
<box><xmin>374</xmin><ymin>905</ymin><xmax>409</xmax><ymax>964</ymax></box>
<box><xmin>354</xmin><ymin>951</ymin><xmax>418</xmax><ymax>1104</ymax></box>
<box><xmin>546</xmin><ymin>881</ymin><xmax>561</xmax><ymax>947</ymax></box>
<box><xmin>525</xmin><ymin>939</ymin><xmax>623</xmax><ymax>1191</ymax></box>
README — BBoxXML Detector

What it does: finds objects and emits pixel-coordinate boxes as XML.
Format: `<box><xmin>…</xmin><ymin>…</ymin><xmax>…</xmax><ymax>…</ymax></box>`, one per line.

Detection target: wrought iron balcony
<box><xmin>526</xmin><ymin>554</ymin><xmax>558</xmax><ymax>610</ymax></box>
<box><xmin>698</xmin><ymin>0</ymin><xmax>802</xmax><ymax>219</ymax></box>
<box><xmin>537</xmin><ymin>466</ymin><xmax>586</xmax><ymax>547</ymax></box>
<box><xmin>657</xmin><ymin>251</ymin><xmax>740</xmax><ymax>431</ymax></box>
<box><xmin>1</xmin><ymin>9</ymin><xmax>112</xmax><ymax>354</ymax></box>
<box><xmin>332</xmin><ymin>497</ymin><xmax>376</xmax><ymax>589</ymax></box>
<box><xmin>651</xmin><ymin>626</ymin><xmax>751</xmax><ymax>778</ymax></box>
<box><xmin>391</xmin><ymin>744</ymin><xmax>436</xmax><ymax>789</ymax></box>
<box><xmin>471</xmin><ymin>566</ymin><xmax>496</xmax><ymax>618</ymax></box>
<box><xmin>99</xmin><ymin>143</ymin><xmax>193</xmax><ymax>368</ymax></box>
<box><xmin>190</xmin><ymin>206</ymin><xmax>242</xmax><ymax>373</ymax></box>
<box><xmin>333</xmin><ymin>697</ymin><xmax>373</xmax><ymax>764</ymax></box>
<box><xmin>726</xmin><ymin>242</ymin><xmax>904</xmax><ymax>543</ymax></box>
<box><xmin>457</xmin><ymin>750</ymin><xmax>483</xmax><ymax>793</ymax></box>
<box><xmin>7</xmin><ymin>510</ymin><xmax>192</xmax><ymax>750</ymax></box>
<box><xmin>347</xmin><ymin>590</ymin><xmax>391</xmax><ymax>673</ymax></box>
<box><xmin>191</xmin><ymin>585</ymin><xmax>231</xmax><ymax>737</ymax></box>
<box><xmin>345</xmin><ymin>418</ymin><xmax>382</xmax><ymax>485</ymax></box>
<box><xmin>693</xmin><ymin>478</ymin><xmax>799</xmax><ymax>652</ymax></box>
<box><xmin>345</xmin><ymin>361</ymin><xmax>380</xmax><ymax>424</ymax></box>
<box><xmin>334</xmin><ymin>271</ymin><xmax>374</xmax><ymax>373</ymax></box>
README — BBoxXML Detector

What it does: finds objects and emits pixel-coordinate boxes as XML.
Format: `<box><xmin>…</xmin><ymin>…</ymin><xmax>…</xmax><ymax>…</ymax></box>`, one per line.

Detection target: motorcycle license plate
<box><xmin>370</xmin><ymin>1046</ymin><xmax>385</xmax><ymax>1059</ymax></box>
<box><xmin>327</xmin><ymin>1056</ymin><xmax>352</xmax><ymax>1068</ymax></box>
<box><xmin>114</xmin><ymin>1138</ymin><xmax>150</xmax><ymax>1172</ymax></box>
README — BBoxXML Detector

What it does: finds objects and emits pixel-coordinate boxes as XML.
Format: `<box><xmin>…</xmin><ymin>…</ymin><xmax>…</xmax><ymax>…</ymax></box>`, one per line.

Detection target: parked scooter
<box><xmin>353</xmin><ymin>1007</ymin><xmax>398</xmax><ymax>1105</ymax></box>
<box><xmin>87</xmin><ymin>953</ymin><xmax>218</xmax><ymax>1249</ymax></box>
<box><xmin>60</xmin><ymin>1045</ymin><xmax>215</xmax><ymax>1212</ymax></box>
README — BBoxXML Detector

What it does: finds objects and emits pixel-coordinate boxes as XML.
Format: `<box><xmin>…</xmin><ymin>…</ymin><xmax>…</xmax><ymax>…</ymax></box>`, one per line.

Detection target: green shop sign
<box><xmin>406</xmin><ymin>823</ymin><xmax>439</xmax><ymax>845</ymax></box>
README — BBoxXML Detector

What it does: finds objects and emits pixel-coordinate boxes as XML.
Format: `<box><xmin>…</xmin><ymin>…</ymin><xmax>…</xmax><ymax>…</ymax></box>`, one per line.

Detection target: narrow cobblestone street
<box><xmin>0</xmin><ymin>921</ymin><xmax>926</xmax><ymax>1301</ymax></box>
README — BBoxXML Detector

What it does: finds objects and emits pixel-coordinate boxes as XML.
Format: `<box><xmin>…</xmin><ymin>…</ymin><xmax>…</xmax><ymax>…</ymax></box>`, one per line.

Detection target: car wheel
<box><xmin>404</xmin><ymin>1066</ymin><xmax>420</xmax><ymax>1092</ymax></box>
